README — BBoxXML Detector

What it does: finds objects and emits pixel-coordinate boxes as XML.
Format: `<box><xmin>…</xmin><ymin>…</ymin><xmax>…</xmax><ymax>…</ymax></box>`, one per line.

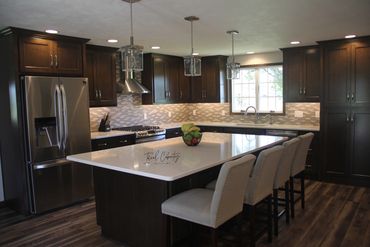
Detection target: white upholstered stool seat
<box><xmin>162</xmin><ymin>154</ymin><xmax>256</xmax><ymax>246</ymax></box>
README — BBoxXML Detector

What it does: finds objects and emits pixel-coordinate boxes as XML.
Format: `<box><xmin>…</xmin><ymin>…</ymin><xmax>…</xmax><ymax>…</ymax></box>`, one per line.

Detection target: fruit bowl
<box><xmin>182</xmin><ymin>132</ymin><xmax>202</xmax><ymax>146</ymax></box>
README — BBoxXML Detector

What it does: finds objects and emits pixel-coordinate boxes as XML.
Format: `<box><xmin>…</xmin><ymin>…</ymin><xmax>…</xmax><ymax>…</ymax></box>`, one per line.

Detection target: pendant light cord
<box><xmin>130</xmin><ymin>0</ymin><xmax>134</xmax><ymax>45</ymax></box>
<box><xmin>232</xmin><ymin>32</ymin><xmax>235</xmax><ymax>63</ymax></box>
<box><xmin>191</xmin><ymin>20</ymin><xmax>194</xmax><ymax>55</ymax></box>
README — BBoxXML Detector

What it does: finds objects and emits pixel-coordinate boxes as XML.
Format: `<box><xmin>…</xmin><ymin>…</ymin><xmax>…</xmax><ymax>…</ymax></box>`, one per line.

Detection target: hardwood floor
<box><xmin>0</xmin><ymin>181</ymin><xmax>369</xmax><ymax>247</ymax></box>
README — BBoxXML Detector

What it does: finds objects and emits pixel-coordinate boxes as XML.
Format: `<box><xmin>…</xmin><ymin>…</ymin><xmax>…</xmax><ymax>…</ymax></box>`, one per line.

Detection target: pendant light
<box><xmin>226</xmin><ymin>30</ymin><xmax>240</xmax><ymax>80</ymax></box>
<box><xmin>118</xmin><ymin>0</ymin><xmax>150</xmax><ymax>94</ymax></box>
<box><xmin>184</xmin><ymin>16</ymin><xmax>201</xmax><ymax>77</ymax></box>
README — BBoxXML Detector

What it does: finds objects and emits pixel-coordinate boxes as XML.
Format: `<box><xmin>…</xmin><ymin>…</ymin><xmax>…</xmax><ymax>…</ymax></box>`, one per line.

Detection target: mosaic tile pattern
<box><xmin>90</xmin><ymin>95</ymin><xmax>319</xmax><ymax>131</ymax></box>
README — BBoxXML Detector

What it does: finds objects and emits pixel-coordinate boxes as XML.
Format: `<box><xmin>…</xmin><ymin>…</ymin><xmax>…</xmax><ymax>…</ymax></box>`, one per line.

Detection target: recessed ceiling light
<box><xmin>151</xmin><ymin>46</ymin><xmax>160</xmax><ymax>50</ymax></box>
<box><xmin>192</xmin><ymin>52</ymin><xmax>199</xmax><ymax>56</ymax></box>
<box><xmin>246</xmin><ymin>51</ymin><xmax>255</xmax><ymax>54</ymax></box>
<box><xmin>290</xmin><ymin>41</ymin><xmax>301</xmax><ymax>45</ymax></box>
<box><xmin>107</xmin><ymin>39</ymin><xmax>118</xmax><ymax>43</ymax></box>
<box><xmin>45</xmin><ymin>29</ymin><xmax>58</xmax><ymax>34</ymax></box>
<box><xmin>345</xmin><ymin>34</ymin><xmax>356</xmax><ymax>39</ymax></box>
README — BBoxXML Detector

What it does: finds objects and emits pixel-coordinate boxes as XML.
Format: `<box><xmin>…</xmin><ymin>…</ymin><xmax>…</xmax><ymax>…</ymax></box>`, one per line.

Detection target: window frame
<box><xmin>229</xmin><ymin>62</ymin><xmax>285</xmax><ymax>115</ymax></box>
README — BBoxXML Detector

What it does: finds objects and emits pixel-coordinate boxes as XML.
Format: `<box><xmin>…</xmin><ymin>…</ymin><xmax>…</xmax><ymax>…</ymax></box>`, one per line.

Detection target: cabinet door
<box><xmin>322</xmin><ymin>108</ymin><xmax>350</xmax><ymax>178</ymax></box>
<box><xmin>350</xmin><ymin>111</ymin><xmax>370</xmax><ymax>179</ymax></box>
<box><xmin>352</xmin><ymin>42</ymin><xmax>370</xmax><ymax>108</ymax></box>
<box><xmin>323</xmin><ymin>44</ymin><xmax>351</xmax><ymax>107</ymax></box>
<box><xmin>283</xmin><ymin>50</ymin><xmax>304</xmax><ymax>102</ymax></box>
<box><xmin>177</xmin><ymin>58</ymin><xmax>190</xmax><ymax>102</ymax></box>
<box><xmin>55</xmin><ymin>41</ymin><xmax>83</xmax><ymax>76</ymax></box>
<box><xmin>304</xmin><ymin>47</ymin><xmax>321</xmax><ymax>101</ymax></box>
<box><xmin>190</xmin><ymin>76</ymin><xmax>203</xmax><ymax>102</ymax></box>
<box><xmin>19</xmin><ymin>36</ymin><xmax>55</xmax><ymax>74</ymax></box>
<box><xmin>153</xmin><ymin>56</ymin><xmax>167</xmax><ymax>103</ymax></box>
<box><xmin>202</xmin><ymin>57</ymin><xmax>220</xmax><ymax>102</ymax></box>
<box><xmin>95</xmin><ymin>51</ymin><xmax>117</xmax><ymax>106</ymax></box>
<box><xmin>166</xmin><ymin>56</ymin><xmax>179</xmax><ymax>102</ymax></box>
<box><xmin>86</xmin><ymin>50</ymin><xmax>98</xmax><ymax>106</ymax></box>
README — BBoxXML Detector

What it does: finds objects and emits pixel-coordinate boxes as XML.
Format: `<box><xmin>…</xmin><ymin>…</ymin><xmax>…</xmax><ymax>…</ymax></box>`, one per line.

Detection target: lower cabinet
<box><xmin>91</xmin><ymin>134</ymin><xmax>135</xmax><ymax>151</ymax></box>
<box><xmin>165</xmin><ymin>128</ymin><xmax>182</xmax><ymax>139</ymax></box>
<box><xmin>223</xmin><ymin>127</ymin><xmax>266</xmax><ymax>135</ymax></box>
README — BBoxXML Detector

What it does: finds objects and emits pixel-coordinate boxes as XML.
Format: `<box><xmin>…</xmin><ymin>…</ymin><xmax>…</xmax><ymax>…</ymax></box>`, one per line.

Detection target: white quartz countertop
<box><xmin>91</xmin><ymin>130</ymin><xmax>135</xmax><ymax>140</ymax></box>
<box><xmin>68</xmin><ymin>133</ymin><xmax>286</xmax><ymax>181</ymax></box>
<box><xmin>161</xmin><ymin>122</ymin><xmax>320</xmax><ymax>132</ymax></box>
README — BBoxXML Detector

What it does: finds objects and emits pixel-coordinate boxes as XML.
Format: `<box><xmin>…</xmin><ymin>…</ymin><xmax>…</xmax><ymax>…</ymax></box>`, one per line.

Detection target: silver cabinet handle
<box><xmin>95</xmin><ymin>90</ymin><xmax>99</xmax><ymax>100</ymax></box>
<box><xmin>303</xmin><ymin>87</ymin><xmax>306</xmax><ymax>95</ymax></box>
<box><xmin>350</xmin><ymin>113</ymin><xmax>355</xmax><ymax>123</ymax></box>
<box><xmin>119</xmin><ymin>140</ymin><xmax>128</xmax><ymax>143</ymax></box>
<box><xmin>98</xmin><ymin>90</ymin><xmax>102</xmax><ymax>99</ymax></box>
<box><xmin>168</xmin><ymin>91</ymin><xmax>171</xmax><ymax>97</ymax></box>
<box><xmin>180</xmin><ymin>90</ymin><xmax>183</xmax><ymax>99</ymax></box>
<box><xmin>346</xmin><ymin>113</ymin><xmax>350</xmax><ymax>122</ymax></box>
<box><xmin>97</xmin><ymin>143</ymin><xmax>108</xmax><ymax>147</ymax></box>
<box><xmin>299</xmin><ymin>88</ymin><xmax>302</xmax><ymax>95</ymax></box>
<box><xmin>346</xmin><ymin>93</ymin><xmax>350</xmax><ymax>101</ymax></box>
<box><xmin>50</xmin><ymin>54</ymin><xmax>54</xmax><ymax>67</ymax></box>
<box><xmin>351</xmin><ymin>93</ymin><xmax>355</xmax><ymax>101</ymax></box>
<box><xmin>54</xmin><ymin>54</ymin><xmax>58</xmax><ymax>67</ymax></box>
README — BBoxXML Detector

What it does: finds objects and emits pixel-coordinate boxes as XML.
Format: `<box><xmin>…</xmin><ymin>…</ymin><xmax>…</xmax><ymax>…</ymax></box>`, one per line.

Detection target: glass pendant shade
<box><xmin>121</xmin><ymin>45</ymin><xmax>143</xmax><ymax>72</ymax></box>
<box><xmin>227</xmin><ymin>62</ymin><xmax>240</xmax><ymax>79</ymax></box>
<box><xmin>184</xmin><ymin>55</ymin><xmax>201</xmax><ymax>76</ymax></box>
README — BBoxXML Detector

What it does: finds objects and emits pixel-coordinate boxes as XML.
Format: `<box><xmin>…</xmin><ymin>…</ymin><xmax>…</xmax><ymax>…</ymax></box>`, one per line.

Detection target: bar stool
<box><xmin>289</xmin><ymin>132</ymin><xmax>314</xmax><ymax>218</ymax></box>
<box><xmin>272</xmin><ymin>138</ymin><xmax>300</xmax><ymax>236</ymax></box>
<box><xmin>243</xmin><ymin>145</ymin><xmax>284</xmax><ymax>247</ymax></box>
<box><xmin>162</xmin><ymin>154</ymin><xmax>256</xmax><ymax>246</ymax></box>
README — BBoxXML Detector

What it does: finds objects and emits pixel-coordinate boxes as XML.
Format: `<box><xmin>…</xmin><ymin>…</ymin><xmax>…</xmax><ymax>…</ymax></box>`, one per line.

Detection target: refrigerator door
<box><xmin>31</xmin><ymin>158</ymin><xmax>93</xmax><ymax>213</ymax></box>
<box><xmin>24</xmin><ymin>76</ymin><xmax>65</xmax><ymax>163</ymax></box>
<box><xmin>59</xmin><ymin>77</ymin><xmax>91</xmax><ymax>155</ymax></box>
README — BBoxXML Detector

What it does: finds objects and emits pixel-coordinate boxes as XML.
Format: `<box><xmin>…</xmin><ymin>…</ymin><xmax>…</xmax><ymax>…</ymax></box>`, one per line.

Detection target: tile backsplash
<box><xmin>89</xmin><ymin>95</ymin><xmax>320</xmax><ymax>131</ymax></box>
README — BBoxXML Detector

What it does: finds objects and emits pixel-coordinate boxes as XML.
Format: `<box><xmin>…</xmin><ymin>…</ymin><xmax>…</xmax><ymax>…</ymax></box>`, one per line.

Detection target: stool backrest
<box><xmin>245</xmin><ymin>145</ymin><xmax>284</xmax><ymax>205</ymax></box>
<box><xmin>274</xmin><ymin>138</ymin><xmax>300</xmax><ymax>189</ymax></box>
<box><xmin>210</xmin><ymin>154</ymin><xmax>256</xmax><ymax>227</ymax></box>
<box><xmin>290</xmin><ymin>133</ymin><xmax>314</xmax><ymax>176</ymax></box>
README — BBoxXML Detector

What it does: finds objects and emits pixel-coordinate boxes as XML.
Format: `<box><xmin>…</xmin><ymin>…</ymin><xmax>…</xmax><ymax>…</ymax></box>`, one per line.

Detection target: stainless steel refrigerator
<box><xmin>20</xmin><ymin>76</ymin><xmax>93</xmax><ymax>213</ymax></box>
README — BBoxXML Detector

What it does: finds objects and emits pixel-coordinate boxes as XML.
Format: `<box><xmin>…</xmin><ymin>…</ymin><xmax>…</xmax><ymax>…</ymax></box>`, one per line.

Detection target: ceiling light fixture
<box><xmin>151</xmin><ymin>46</ymin><xmax>160</xmax><ymax>49</ymax></box>
<box><xmin>290</xmin><ymin>41</ymin><xmax>301</xmax><ymax>45</ymax></box>
<box><xmin>118</xmin><ymin>0</ymin><xmax>150</xmax><ymax>94</ymax></box>
<box><xmin>226</xmin><ymin>30</ymin><xmax>240</xmax><ymax>80</ymax></box>
<box><xmin>45</xmin><ymin>29</ymin><xmax>58</xmax><ymax>34</ymax></box>
<box><xmin>107</xmin><ymin>39</ymin><xmax>118</xmax><ymax>43</ymax></box>
<box><xmin>184</xmin><ymin>16</ymin><xmax>201</xmax><ymax>77</ymax></box>
<box><xmin>246</xmin><ymin>51</ymin><xmax>255</xmax><ymax>54</ymax></box>
<box><xmin>345</xmin><ymin>34</ymin><xmax>356</xmax><ymax>39</ymax></box>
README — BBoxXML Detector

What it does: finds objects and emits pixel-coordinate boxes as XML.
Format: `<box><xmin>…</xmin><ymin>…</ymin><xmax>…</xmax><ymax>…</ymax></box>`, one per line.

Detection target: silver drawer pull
<box><xmin>97</xmin><ymin>143</ymin><xmax>108</xmax><ymax>146</ymax></box>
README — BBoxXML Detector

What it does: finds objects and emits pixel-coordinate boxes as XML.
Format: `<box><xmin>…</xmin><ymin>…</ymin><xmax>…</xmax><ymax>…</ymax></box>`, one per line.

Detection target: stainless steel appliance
<box><xmin>113</xmin><ymin>125</ymin><xmax>166</xmax><ymax>143</ymax></box>
<box><xmin>12</xmin><ymin>76</ymin><xmax>93</xmax><ymax>214</ymax></box>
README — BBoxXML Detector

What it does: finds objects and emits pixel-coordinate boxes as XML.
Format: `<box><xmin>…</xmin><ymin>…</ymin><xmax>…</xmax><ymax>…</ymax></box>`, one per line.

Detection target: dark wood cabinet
<box><xmin>91</xmin><ymin>134</ymin><xmax>135</xmax><ymax>151</ymax></box>
<box><xmin>17</xmin><ymin>28</ymin><xmax>87</xmax><ymax>76</ymax></box>
<box><xmin>165</xmin><ymin>128</ymin><xmax>182</xmax><ymax>139</ymax></box>
<box><xmin>190</xmin><ymin>56</ymin><xmax>228</xmax><ymax>103</ymax></box>
<box><xmin>320</xmin><ymin>37</ymin><xmax>370</xmax><ymax>186</ymax></box>
<box><xmin>142</xmin><ymin>54</ymin><xmax>188</xmax><ymax>104</ymax></box>
<box><xmin>282</xmin><ymin>46</ymin><xmax>321</xmax><ymax>102</ymax></box>
<box><xmin>86</xmin><ymin>45</ymin><xmax>117</xmax><ymax>107</ymax></box>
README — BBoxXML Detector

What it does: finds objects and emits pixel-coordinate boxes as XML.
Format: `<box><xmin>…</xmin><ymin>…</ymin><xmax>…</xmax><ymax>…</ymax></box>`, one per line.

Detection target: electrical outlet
<box><xmin>221</xmin><ymin>110</ymin><xmax>226</xmax><ymax>116</ymax></box>
<box><xmin>315</xmin><ymin>111</ymin><xmax>320</xmax><ymax>118</ymax></box>
<box><xmin>168</xmin><ymin>112</ymin><xmax>172</xmax><ymax>117</ymax></box>
<box><xmin>143</xmin><ymin>112</ymin><xmax>147</xmax><ymax>120</ymax></box>
<box><xmin>193</xmin><ymin>110</ymin><xmax>197</xmax><ymax>116</ymax></box>
<box><xmin>294</xmin><ymin>111</ymin><xmax>304</xmax><ymax>118</ymax></box>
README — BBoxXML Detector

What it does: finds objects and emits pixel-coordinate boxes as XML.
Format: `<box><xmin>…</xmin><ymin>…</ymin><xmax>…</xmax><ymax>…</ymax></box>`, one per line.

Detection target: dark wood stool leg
<box><xmin>301</xmin><ymin>173</ymin><xmax>305</xmax><ymax>209</ymax></box>
<box><xmin>273</xmin><ymin>189</ymin><xmax>279</xmax><ymax>236</ymax></box>
<box><xmin>285</xmin><ymin>181</ymin><xmax>290</xmax><ymax>224</ymax></box>
<box><xmin>211</xmin><ymin>228</ymin><xmax>218</xmax><ymax>247</ymax></box>
<box><xmin>267</xmin><ymin>195</ymin><xmax>273</xmax><ymax>242</ymax></box>
<box><xmin>289</xmin><ymin>177</ymin><xmax>295</xmax><ymax>218</ymax></box>
<box><xmin>249</xmin><ymin>205</ymin><xmax>256</xmax><ymax>247</ymax></box>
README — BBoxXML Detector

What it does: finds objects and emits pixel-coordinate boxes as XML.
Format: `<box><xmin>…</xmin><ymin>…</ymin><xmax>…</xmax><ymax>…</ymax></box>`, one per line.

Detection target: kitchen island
<box><xmin>67</xmin><ymin>133</ymin><xmax>286</xmax><ymax>247</ymax></box>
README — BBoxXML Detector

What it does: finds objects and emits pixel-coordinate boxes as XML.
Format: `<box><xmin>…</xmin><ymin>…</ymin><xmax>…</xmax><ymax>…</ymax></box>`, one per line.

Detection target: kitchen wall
<box><xmin>89</xmin><ymin>51</ymin><xmax>320</xmax><ymax>131</ymax></box>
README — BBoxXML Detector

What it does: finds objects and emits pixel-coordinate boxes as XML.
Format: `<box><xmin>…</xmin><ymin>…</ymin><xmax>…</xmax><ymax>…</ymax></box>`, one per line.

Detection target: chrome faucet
<box><xmin>243</xmin><ymin>106</ymin><xmax>260</xmax><ymax>123</ymax></box>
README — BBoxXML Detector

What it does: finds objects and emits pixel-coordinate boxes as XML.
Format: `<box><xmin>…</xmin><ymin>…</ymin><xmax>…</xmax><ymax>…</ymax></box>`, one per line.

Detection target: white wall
<box><xmin>233</xmin><ymin>51</ymin><xmax>282</xmax><ymax>65</ymax></box>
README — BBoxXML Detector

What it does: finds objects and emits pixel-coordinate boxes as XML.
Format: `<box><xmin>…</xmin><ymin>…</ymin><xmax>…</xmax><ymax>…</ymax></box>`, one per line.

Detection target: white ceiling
<box><xmin>0</xmin><ymin>0</ymin><xmax>369</xmax><ymax>56</ymax></box>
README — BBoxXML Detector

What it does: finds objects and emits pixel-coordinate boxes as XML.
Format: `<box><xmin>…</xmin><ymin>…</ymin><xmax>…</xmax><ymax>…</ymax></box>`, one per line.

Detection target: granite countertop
<box><xmin>68</xmin><ymin>133</ymin><xmax>286</xmax><ymax>181</ymax></box>
<box><xmin>160</xmin><ymin>122</ymin><xmax>320</xmax><ymax>132</ymax></box>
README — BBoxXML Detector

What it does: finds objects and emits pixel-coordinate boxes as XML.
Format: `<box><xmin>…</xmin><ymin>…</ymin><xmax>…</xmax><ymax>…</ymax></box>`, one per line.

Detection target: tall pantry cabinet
<box><xmin>320</xmin><ymin>37</ymin><xmax>370</xmax><ymax>186</ymax></box>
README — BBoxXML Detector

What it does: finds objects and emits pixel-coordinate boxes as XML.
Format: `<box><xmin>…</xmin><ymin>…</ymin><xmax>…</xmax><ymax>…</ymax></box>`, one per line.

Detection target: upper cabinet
<box><xmin>16</xmin><ymin>28</ymin><xmax>88</xmax><ymax>76</ymax></box>
<box><xmin>86</xmin><ymin>45</ymin><xmax>117</xmax><ymax>107</ymax></box>
<box><xmin>142</xmin><ymin>53</ymin><xmax>189</xmax><ymax>104</ymax></box>
<box><xmin>190</xmin><ymin>56</ymin><xmax>228</xmax><ymax>103</ymax></box>
<box><xmin>282</xmin><ymin>46</ymin><xmax>321</xmax><ymax>102</ymax></box>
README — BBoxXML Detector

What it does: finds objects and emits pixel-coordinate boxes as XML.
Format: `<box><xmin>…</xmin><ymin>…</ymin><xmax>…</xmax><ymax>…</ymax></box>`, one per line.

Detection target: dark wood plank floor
<box><xmin>0</xmin><ymin>181</ymin><xmax>369</xmax><ymax>247</ymax></box>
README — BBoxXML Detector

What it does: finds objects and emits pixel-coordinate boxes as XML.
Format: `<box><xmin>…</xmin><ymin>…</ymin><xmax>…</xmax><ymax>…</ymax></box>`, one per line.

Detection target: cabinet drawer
<box><xmin>165</xmin><ymin>128</ymin><xmax>182</xmax><ymax>139</ymax></box>
<box><xmin>91</xmin><ymin>134</ymin><xmax>136</xmax><ymax>151</ymax></box>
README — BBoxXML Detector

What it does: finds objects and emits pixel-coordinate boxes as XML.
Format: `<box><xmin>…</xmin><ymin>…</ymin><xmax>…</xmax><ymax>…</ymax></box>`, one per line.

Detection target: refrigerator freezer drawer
<box><xmin>31</xmin><ymin>160</ymin><xmax>93</xmax><ymax>213</ymax></box>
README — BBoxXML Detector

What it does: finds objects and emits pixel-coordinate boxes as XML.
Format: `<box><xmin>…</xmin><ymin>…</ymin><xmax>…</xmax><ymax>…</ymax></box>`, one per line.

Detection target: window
<box><xmin>231</xmin><ymin>64</ymin><xmax>283</xmax><ymax>113</ymax></box>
